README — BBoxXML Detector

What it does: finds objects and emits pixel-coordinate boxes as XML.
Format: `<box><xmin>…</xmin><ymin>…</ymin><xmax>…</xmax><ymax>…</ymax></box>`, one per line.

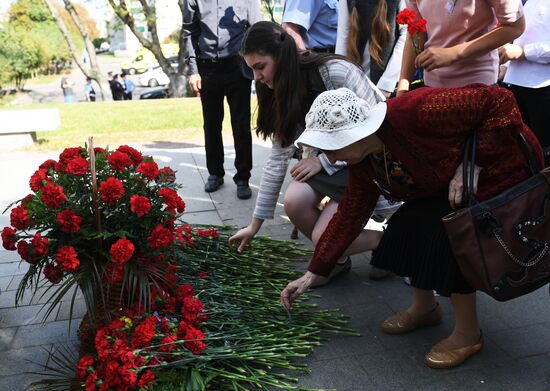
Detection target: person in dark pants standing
<box><xmin>183</xmin><ymin>0</ymin><xmax>261</xmax><ymax>199</ymax></box>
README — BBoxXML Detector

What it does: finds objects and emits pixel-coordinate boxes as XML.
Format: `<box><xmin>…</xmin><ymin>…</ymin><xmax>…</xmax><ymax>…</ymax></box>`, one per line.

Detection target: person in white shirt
<box><xmin>499</xmin><ymin>0</ymin><xmax>550</xmax><ymax>163</ymax></box>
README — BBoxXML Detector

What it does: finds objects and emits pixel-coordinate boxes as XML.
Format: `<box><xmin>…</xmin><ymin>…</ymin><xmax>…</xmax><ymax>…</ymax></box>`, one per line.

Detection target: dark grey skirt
<box><xmin>371</xmin><ymin>195</ymin><xmax>475</xmax><ymax>297</ymax></box>
<box><xmin>306</xmin><ymin>168</ymin><xmax>349</xmax><ymax>202</ymax></box>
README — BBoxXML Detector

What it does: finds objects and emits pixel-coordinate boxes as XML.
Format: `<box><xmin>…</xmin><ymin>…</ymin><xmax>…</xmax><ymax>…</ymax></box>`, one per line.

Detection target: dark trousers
<box><xmin>509</xmin><ymin>84</ymin><xmax>550</xmax><ymax>148</ymax></box>
<box><xmin>198</xmin><ymin>57</ymin><xmax>252</xmax><ymax>183</ymax></box>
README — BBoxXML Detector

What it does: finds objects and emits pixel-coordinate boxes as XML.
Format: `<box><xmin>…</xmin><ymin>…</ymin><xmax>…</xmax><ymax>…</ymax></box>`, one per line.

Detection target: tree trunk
<box><xmin>107</xmin><ymin>0</ymin><xmax>189</xmax><ymax>98</ymax></box>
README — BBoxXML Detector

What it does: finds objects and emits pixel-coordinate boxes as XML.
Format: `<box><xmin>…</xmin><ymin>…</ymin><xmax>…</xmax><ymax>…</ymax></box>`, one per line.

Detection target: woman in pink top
<box><xmin>397</xmin><ymin>0</ymin><xmax>525</xmax><ymax>91</ymax></box>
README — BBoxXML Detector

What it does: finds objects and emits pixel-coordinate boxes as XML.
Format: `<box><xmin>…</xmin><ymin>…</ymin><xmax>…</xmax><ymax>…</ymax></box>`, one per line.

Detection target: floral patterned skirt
<box><xmin>371</xmin><ymin>195</ymin><xmax>475</xmax><ymax>297</ymax></box>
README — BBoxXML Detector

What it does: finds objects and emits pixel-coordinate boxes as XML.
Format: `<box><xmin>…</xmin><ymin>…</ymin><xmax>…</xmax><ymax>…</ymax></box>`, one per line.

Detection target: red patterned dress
<box><xmin>308</xmin><ymin>84</ymin><xmax>543</xmax><ymax>295</ymax></box>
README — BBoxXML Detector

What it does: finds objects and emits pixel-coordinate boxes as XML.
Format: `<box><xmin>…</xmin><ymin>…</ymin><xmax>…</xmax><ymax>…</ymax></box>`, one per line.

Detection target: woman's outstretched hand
<box><xmin>290</xmin><ymin>156</ymin><xmax>322</xmax><ymax>182</ymax></box>
<box><xmin>280</xmin><ymin>271</ymin><xmax>322</xmax><ymax>309</ymax></box>
<box><xmin>448</xmin><ymin>163</ymin><xmax>482</xmax><ymax>209</ymax></box>
<box><xmin>229</xmin><ymin>225</ymin><xmax>256</xmax><ymax>253</ymax></box>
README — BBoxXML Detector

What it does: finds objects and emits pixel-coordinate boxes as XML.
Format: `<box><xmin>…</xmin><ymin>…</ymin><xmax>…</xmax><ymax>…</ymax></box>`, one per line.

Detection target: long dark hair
<box><xmin>241</xmin><ymin>21</ymin><xmax>356</xmax><ymax>147</ymax></box>
<box><xmin>241</xmin><ymin>21</ymin><xmax>303</xmax><ymax>147</ymax></box>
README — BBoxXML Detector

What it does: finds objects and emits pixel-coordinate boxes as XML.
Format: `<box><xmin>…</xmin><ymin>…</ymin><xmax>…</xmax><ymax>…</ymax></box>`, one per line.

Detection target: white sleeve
<box><xmin>335</xmin><ymin>0</ymin><xmax>350</xmax><ymax>56</ymax></box>
<box><xmin>376</xmin><ymin>0</ymin><xmax>408</xmax><ymax>93</ymax></box>
<box><xmin>252</xmin><ymin>139</ymin><xmax>296</xmax><ymax>220</ymax></box>
<box><xmin>523</xmin><ymin>42</ymin><xmax>550</xmax><ymax>64</ymax></box>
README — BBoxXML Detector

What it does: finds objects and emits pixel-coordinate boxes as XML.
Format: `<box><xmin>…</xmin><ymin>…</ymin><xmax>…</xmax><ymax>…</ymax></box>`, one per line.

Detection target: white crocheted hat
<box><xmin>295</xmin><ymin>88</ymin><xmax>387</xmax><ymax>151</ymax></box>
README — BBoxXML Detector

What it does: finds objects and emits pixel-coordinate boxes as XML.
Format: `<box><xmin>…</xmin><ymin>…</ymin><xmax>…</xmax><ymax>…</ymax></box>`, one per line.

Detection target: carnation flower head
<box><xmin>31</xmin><ymin>233</ymin><xmax>48</xmax><ymax>257</ymax></box>
<box><xmin>99</xmin><ymin>177</ymin><xmax>125</xmax><ymax>204</ymax></box>
<box><xmin>29</xmin><ymin>169</ymin><xmax>51</xmax><ymax>192</ymax></box>
<box><xmin>56</xmin><ymin>209</ymin><xmax>82</xmax><ymax>234</ymax></box>
<box><xmin>40</xmin><ymin>183</ymin><xmax>68</xmax><ymax>209</ymax></box>
<box><xmin>136</xmin><ymin>160</ymin><xmax>160</xmax><ymax>181</ymax></box>
<box><xmin>66</xmin><ymin>157</ymin><xmax>88</xmax><ymax>175</ymax></box>
<box><xmin>55</xmin><ymin>245</ymin><xmax>80</xmax><ymax>271</ymax></box>
<box><xmin>39</xmin><ymin>159</ymin><xmax>57</xmax><ymax>171</ymax></box>
<box><xmin>396</xmin><ymin>8</ymin><xmax>417</xmax><ymax>25</ymax></box>
<box><xmin>130</xmin><ymin>195</ymin><xmax>151</xmax><ymax>217</ymax></box>
<box><xmin>108</xmin><ymin>151</ymin><xmax>133</xmax><ymax>171</ymax></box>
<box><xmin>1</xmin><ymin>227</ymin><xmax>17</xmax><ymax>251</ymax></box>
<box><xmin>10</xmin><ymin>206</ymin><xmax>30</xmax><ymax>229</ymax></box>
<box><xmin>147</xmin><ymin>224</ymin><xmax>173</xmax><ymax>249</ymax></box>
<box><xmin>110</xmin><ymin>238</ymin><xmax>135</xmax><ymax>264</ymax></box>
<box><xmin>117</xmin><ymin>145</ymin><xmax>143</xmax><ymax>165</ymax></box>
<box><xmin>44</xmin><ymin>263</ymin><xmax>64</xmax><ymax>283</ymax></box>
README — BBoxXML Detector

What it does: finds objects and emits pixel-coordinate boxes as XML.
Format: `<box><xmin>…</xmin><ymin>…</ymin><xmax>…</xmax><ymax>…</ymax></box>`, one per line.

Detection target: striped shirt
<box><xmin>253</xmin><ymin>60</ymin><xmax>385</xmax><ymax>220</ymax></box>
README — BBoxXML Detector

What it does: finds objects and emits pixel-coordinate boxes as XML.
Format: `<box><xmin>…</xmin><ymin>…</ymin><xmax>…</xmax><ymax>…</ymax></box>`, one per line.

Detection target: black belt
<box><xmin>198</xmin><ymin>56</ymin><xmax>239</xmax><ymax>64</ymax></box>
<box><xmin>310</xmin><ymin>47</ymin><xmax>335</xmax><ymax>54</ymax></box>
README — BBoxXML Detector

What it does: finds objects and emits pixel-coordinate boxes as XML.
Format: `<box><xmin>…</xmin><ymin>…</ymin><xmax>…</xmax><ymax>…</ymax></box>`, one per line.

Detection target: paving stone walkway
<box><xmin>0</xmin><ymin>141</ymin><xmax>549</xmax><ymax>390</ymax></box>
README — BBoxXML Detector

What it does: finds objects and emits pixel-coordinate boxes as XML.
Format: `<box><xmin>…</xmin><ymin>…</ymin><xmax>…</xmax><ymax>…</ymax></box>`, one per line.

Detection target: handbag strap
<box><xmin>462</xmin><ymin>130</ymin><xmax>477</xmax><ymax>207</ymax></box>
<box><xmin>461</xmin><ymin>131</ymin><xmax>540</xmax><ymax>207</ymax></box>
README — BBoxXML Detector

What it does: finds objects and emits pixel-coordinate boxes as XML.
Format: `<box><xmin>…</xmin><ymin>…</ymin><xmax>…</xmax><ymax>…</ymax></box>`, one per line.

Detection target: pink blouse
<box><xmin>406</xmin><ymin>0</ymin><xmax>524</xmax><ymax>87</ymax></box>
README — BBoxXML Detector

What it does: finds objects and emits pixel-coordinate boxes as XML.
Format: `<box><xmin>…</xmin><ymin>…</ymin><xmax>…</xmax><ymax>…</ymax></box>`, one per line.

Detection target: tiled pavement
<box><xmin>0</xmin><ymin>140</ymin><xmax>549</xmax><ymax>390</ymax></box>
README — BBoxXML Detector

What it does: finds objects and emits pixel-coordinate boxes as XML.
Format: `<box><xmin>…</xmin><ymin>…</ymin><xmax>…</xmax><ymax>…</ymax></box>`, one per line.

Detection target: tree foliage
<box><xmin>0</xmin><ymin>25</ymin><xmax>43</xmax><ymax>90</ymax></box>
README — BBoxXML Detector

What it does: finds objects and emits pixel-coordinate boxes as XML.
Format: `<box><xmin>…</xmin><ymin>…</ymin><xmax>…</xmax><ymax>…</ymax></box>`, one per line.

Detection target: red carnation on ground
<box><xmin>117</xmin><ymin>145</ymin><xmax>143</xmax><ymax>165</ymax></box>
<box><xmin>43</xmin><ymin>263</ymin><xmax>64</xmax><ymax>283</ymax></box>
<box><xmin>136</xmin><ymin>160</ymin><xmax>160</xmax><ymax>181</ymax></box>
<box><xmin>110</xmin><ymin>238</ymin><xmax>135</xmax><ymax>264</ymax></box>
<box><xmin>138</xmin><ymin>370</ymin><xmax>156</xmax><ymax>388</ymax></box>
<box><xmin>1</xmin><ymin>227</ymin><xmax>17</xmax><ymax>251</ymax></box>
<box><xmin>10</xmin><ymin>206</ymin><xmax>30</xmax><ymax>229</ymax></box>
<box><xmin>158</xmin><ymin>335</ymin><xmax>178</xmax><ymax>353</ymax></box>
<box><xmin>182</xmin><ymin>296</ymin><xmax>204</xmax><ymax>322</ymax></box>
<box><xmin>147</xmin><ymin>224</ymin><xmax>173</xmax><ymax>249</ymax></box>
<box><xmin>40</xmin><ymin>183</ymin><xmax>68</xmax><ymax>209</ymax></box>
<box><xmin>56</xmin><ymin>209</ymin><xmax>82</xmax><ymax>234</ymax></box>
<box><xmin>66</xmin><ymin>157</ymin><xmax>88</xmax><ymax>175</ymax></box>
<box><xmin>131</xmin><ymin>316</ymin><xmax>157</xmax><ymax>348</ymax></box>
<box><xmin>130</xmin><ymin>195</ymin><xmax>151</xmax><ymax>217</ymax></box>
<box><xmin>99</xmin><ymin>177</ymin><xmax>125</xmax><ymax>204</ymax></box>
<box><xmin>38</xmin><ymin>159</ymin><xmax>57</xmax><ymax>171</ymax></box>
<box><xmin>108</xmin><ymin>151</ymin><xmax>133</xmax><ymax>171</ymax></box>
<box><xmin>29</xmin><ymin>169</ymin><xmax>50</xmax><ymax>192</ymax></box>
<box><xmin>396</xmin><ymin>8</ymin><xmax>416</xmax><ymax>25</ymax></box>
<box><xmin>183</xmin><ymin>327</ymin><xmax>206</xmax><ymax>355</ymax></box>
<box><xmin>55</xmin><ymin>245</ymin><xmax>80</xmax><ymax>271</ymax></box>
<box><xmin>31</xmin><ymin>233</ymin><xmax>49</xmax><ymax>257</ymax></box>
<box><xmin>196</xmin><ymin>228</ymin><xmax>219</xmax><ymax>241</ymax></box>
<box><xmin>176</xmin><ymin>283</ymin><xmax>195</xmax><ymax>302</ymax></box>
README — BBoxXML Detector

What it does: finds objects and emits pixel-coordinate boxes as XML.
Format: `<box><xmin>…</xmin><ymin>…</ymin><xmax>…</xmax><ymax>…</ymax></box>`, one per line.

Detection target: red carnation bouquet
<box><xmin>75</xmin><ymin>282</ymin><xmax>207</xmax><ymax>390</ymax></box>
<box><xmin>396</xmin><ymin>8</ymin><xmax>427</xmax><ymax>55</ymax></box>
<box><xmin>1</xmin><ymin>143</ymin><xmax>185</xmax><ymax>323</ymax></box>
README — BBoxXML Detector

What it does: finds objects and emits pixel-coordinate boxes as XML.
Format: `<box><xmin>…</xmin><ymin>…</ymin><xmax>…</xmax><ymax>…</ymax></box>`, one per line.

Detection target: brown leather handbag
<box><xmin>443</xmin><ymin>131</ymin><xmax>550</xmax><ymax>301</ymax></box>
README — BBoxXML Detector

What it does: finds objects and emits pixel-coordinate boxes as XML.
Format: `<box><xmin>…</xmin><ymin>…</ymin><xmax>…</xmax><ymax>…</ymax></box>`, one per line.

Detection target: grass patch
<box><xmin>0</xmin><ymin>97</ymin><xmax>258</xmax><ymax>151</ymax></box>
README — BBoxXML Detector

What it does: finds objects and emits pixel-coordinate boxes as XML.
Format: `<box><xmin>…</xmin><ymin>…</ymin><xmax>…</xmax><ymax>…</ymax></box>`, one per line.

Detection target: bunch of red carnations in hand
<box><xmin>1</xmin><ymin>145</ymin><xmax>185</xmax><ymax>318</ymax></box>
<box><xmin>76</xmin><ymin>282</ymin><xmax>206</xmax><ymax>391</ymax></box>
<box><xmin>396</xmin><ymin>8</ymin><xmax>427</xmax><ymax>55</ymax></box>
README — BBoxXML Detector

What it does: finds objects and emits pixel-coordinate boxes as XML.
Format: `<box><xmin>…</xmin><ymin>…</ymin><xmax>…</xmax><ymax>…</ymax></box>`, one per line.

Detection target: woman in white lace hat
<box><xmin>229</xmin><ymin>21</ymin><xmax>399</xmax><ymax>285</ymax></box>
<box><xmin>282</xmin><ymin>86</ymin><xmax>543</xmax><ymax>368</ymax></box>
